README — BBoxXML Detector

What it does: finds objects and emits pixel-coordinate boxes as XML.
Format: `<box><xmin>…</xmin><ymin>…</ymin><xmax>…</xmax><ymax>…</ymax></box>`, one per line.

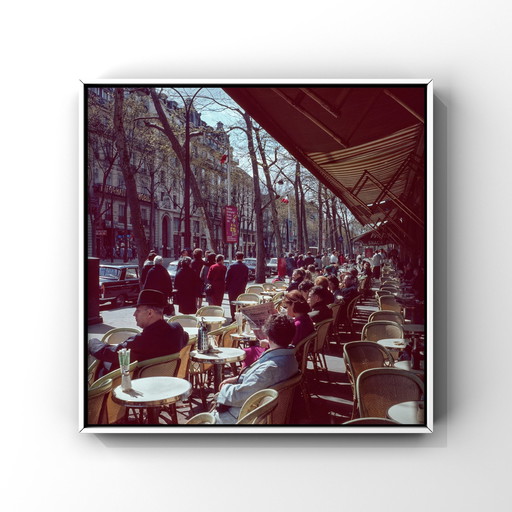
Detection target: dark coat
<box><xmin>143</xmin><ymin>263</ymin><xmax>173</xmax><ymax>299</ymax></box>
<box><xmin>206</xmin><ymin>263</ymin><xmax>227</xmax><ymax>306</ymax></box>
<box><xmin>308</xmin><ymin>302</ymin><xmax>333</xmax><ymax>324</ymax></box>
<box><xmin>225</xmin><ymin>261</ymin><xmax>250</xmax><ymax>298</ymax></box>
<box><xmin>89</xmin><ymin>319</ymin><xmax>188</xmax><ymax>376</ymax></box>
<box><xmin>174</xmin><ymin>266</ymin><xmax>204</xmax><ymax>314</ymax></box>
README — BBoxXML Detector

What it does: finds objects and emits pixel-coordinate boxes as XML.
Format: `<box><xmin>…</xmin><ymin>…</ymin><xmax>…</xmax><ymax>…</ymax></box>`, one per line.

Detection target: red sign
<box><xmin>225</xmin><ymin>206</ymin><xmax>239</xmax><ymax>243</ymax></box>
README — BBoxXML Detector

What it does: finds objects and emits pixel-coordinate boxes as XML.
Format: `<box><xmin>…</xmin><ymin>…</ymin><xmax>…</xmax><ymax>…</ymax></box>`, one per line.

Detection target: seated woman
<box><xmin>314</xmin><ymin>275</ymin><xmax>335</xmax><ymax>305</ymax></box>
<box><xmin>298</xmin><ymin>279</ymin><xmax>314</xmax><ymax>301</ymax></box>
<box><xmin>283</xmin><ymin>290</ymin><xmax>315</xmax><ymax>346</ymax></box>
<box><xmin>307</xmin><ymin>285</ymin><xmax>333</xmax><ymax>324</ymax></box>
<box><xmin>212</xmin><ymin>314</ymin><xmax>299</xmax><ymax>424</ymax></box>
<box><xmin>326</xmin><ymin>275</ymin><xmax>343</xmax><ymax>302</ymax></box>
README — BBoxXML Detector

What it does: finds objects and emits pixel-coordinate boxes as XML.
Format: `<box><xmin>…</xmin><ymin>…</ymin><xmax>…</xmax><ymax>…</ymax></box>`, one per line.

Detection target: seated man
<box><xmin>212</xmin><ymin>314</ymin><xmax>299</xmax><ymax>424</ymax></box>
<box><xmin>88</xmin><ymin>289</ymin><xmax>188</xmax><ymax>378</ymax></box>
<box><xmin>307</xmin><ymin>285</ymin><xmax>333</xmax><ymax>324</ymax></box>
<box><xmin>339</xmin><ymin>274</ymin><xmax>359</xmax><ymax>303</ymax></box>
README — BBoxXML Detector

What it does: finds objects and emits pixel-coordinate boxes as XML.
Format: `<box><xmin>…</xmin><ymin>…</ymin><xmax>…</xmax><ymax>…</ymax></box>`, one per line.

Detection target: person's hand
<box><xmin>219</xmin><ymin>376</ymin><xmax>237</xmax><ymax>390</ymax></box>
<box><xmin>259</xmin><ymin>339</ymin><xmax>270</xmax><ymax>349</ymax></box>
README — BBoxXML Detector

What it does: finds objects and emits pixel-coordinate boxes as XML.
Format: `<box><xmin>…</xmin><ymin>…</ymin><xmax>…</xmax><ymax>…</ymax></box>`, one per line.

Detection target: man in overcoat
<box><xmin>225</xmin><ymin>251</ymin><xmax>250</xmax><ymax>322</ymax></box>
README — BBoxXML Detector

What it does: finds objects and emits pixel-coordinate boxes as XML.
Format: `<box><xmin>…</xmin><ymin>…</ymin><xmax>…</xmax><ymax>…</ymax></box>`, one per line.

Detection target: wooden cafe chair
<box><xmin>186</xmin><ymin>412</ymin><xmax>216</xmax><ymax>425</ymax></box>
<box><xmin>368</xmin><ymin>310</ymin><xmax>405</xmax><ymax>325</ymax></box>
<box><xmin>87</xmin><ymin>378</ymin><xmax>113</xmax><ymax>425</ymax></box>
<box><xmin>168</xmin><ymin>315</ymin><xmax>198</xmax><ymax>328</ymax></box>
<box><xmin>269</xmin><ymin>372</ymin><xmax>303</xmax><ymax>424</ymax></box>
<box><xmin>101</xmin><ymin>327</ymin><xmax>141</xmax><ymax>345</ymax></box>
<box><xmin>245</xmin><ymin>284</ymin><xmax>264</xmax><ymax>295</ymax></box>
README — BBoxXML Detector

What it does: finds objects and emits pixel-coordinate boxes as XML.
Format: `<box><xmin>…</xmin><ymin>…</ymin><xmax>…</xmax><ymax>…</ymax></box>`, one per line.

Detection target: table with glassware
<box><xmin>190</xmin><ymin>347</ymin><xmax>246</xmax><ymax>393</ymax></box>
<box><xmin>112</xmin><ymin>376</ymin><xmax>192</xmax><ymax>424</ymax></box>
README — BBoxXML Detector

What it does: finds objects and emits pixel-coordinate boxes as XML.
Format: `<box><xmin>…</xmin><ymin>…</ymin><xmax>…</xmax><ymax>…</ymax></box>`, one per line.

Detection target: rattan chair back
<box><xmin>378</xmin><ymin>295</ymin><xmax>402</xmax><ymax>313</ymax></box>
<box><xmin>236</xmin><ymin>293</ymin><xmax>261</xmax><ymax>303</ymax></box>
<box><xmin>344</xmin><ymin>341</ymin><xmax>394</xmax><ymax>386</ymax></box>
<box><xmin>237</xmin><ymin>389</ymin><xmax>279</xmax><ymax>425</ymax></box>
<box><xmin>88</xmin><ymin>359</ymin><xmax>99</xmax><ymax>387</ymax></box>
<box><xmin>88</xmin><ymin>378</ymin><xmax>112</xmax><ymax>425</ymax></box>
<box><xmin>91</xmin><ymin>361</ymin><xmax>138</xmax><ymax>424</ymax></box>
<box><xmin>342</xmin><ymin>417</ymin><xmax>399</xmax><ymax>425</ymax></box>
<box><xmin>273</xmin><ymin>281</ymin><xmax>288</xmax><ymax>291</ymax></box>
<box><xmin>186</xmin><ymin>412</ymin><xmax>216</xmax><ymax>424</ymax></box>
<box><xmin>136</xmin><ymin>352</ymin><xmax>181</xmax><ymax>378</ymax></box>
<box><xmin>269</xmin><ymin>372</ymin><xmax>303</xmax><ymax>424</ymax></box>
<box><xmin>101</xmin><ymin>327</ymin><xmax>141</xmax><ymax>345</ymax></box>
<box><xmin>262</xmin><ymin>283</ymin><xmax>276</xmax><ymax>292</ymax></box>
<box><xmin>169</xmin><ymin>315</ymin><xmax>198</xmax><ymax>327</ymax></box>
<box><xmin>176</xmin><ymin>341</ymin><xmax>194</xmax><ymax>380</ymax></box>
<box><xmin>245</xmin><ymin>284</ymin><xmax>264</xmax><ymax>295</ymax></box>
<box><xmin>356</xmin><ymin>367</ymin><xmax>424</xmax><ymax>418</ymax></box>
<box><xmin>368</xmin><ymin>310</ymin><xmax>405</xmax><ymax>325</ymax></box>
<box><xmin>361</xmin><ymin>320</ymin><xmax>404</xmax><ymax>341</ymax></box>
<box><xmin>196</xmin><ymin>306</ymin><xmax>225</xmax><ymax>317</ymax></box>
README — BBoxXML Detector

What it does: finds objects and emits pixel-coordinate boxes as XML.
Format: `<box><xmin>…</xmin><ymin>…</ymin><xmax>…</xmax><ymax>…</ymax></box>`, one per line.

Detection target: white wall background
<box><xmin>2</xmin><ymin>1</ymin><xmax>510</xmax><ymax>510</ymax></box>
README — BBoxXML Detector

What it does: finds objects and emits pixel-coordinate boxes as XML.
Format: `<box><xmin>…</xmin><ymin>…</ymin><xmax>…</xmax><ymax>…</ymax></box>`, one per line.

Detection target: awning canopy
<box><xmin>223</xmin><ymin>85</ymin><xmax>427</xmax><ymax>250</ymax></box>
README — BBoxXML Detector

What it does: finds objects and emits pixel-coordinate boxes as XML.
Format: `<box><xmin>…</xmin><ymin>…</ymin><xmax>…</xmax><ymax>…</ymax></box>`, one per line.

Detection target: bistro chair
<box><xmin>273</xmin><ymin>281</ymin><xmax>288</xmax><ymax>291</ymax></box>
<box><xmin>88</xmin><ymin>359</ymin><xmax>99</xmax><ymax>387</ymax></box>
<box><xmin>368</xmin><ymin>310</ymin><xmax>405</xmax><ymax>325</ymax></box>
<box><xmin>262</xmin><ymin>283</ymin><xmax>276</xmax><ymax>292</ymax></box>
<box><xmin>356</xmin><ymin>367</ymin><xmax>424</xmax><ymax>419</ymax></box>
<box><xmin>185</xmin><ymin>412</ymin><xmax>216</xmax><ymax>425</ymax></box>
<box><xmin>169</xmin><ymin>315</ymin><xmax>198</xmax><ymax>328</ymax></box>
<box><xmin>101</xmin><ymin>327</ymin><xmax>141</xmax><ymax>345</ymax></box>
<box><xmin>342</xmin><ymin>417</ymin><xmax>400</xmax><ymax>426</ymax></box>
<box><xmin>87</xmin><ymin>378</ymin><xmax>112</xmax><ymax>425</ymax></box>
<box><xmin>310</xmin><ymin>318</ymin><xmax>332</xmax><ymax>380</ymax></box>
<box><xmin>375</xmin><ymin>289</ymin><xmax>392</xmax><ymax>300</ymax></box>
<box><xmin>292</xmin><ymin>334</ymin><xmax>315</xmax><ymax>419</ymax></box>
<box><xmin>361</xmin><ymin>320</ymin><xmax>404</xmax><ymax>342</ymax></box>
<box><xmin>344</xmin><ymin>294</ymin><xmax>360</xmax><ymax>335</ymax></box>
<box><xmin>328</xmin><ymin>302</ymin><xmax>344</xmax><ymax>346</ymax></box>
<box><xmin>236</xmin><ymin>293</ymin><xmax>261</xmax><ymax>304</ymax></box>
<box><xmin>135</xmin><ymin>352</ymin><xmax>181</xmax><ymax>378</ymax></box>
<box><xmin>378</xmin><ymin>295</ymin><xmax>403</xmax><ymax>313</ymax></box>
<box><xmin>245</xmin><ymin>284</ymin><xmax>264</xmax><ymax>295</ymax></box>
<box><xmin>196</xmin><ymin>306</ymin><xmax>225</xmax><ymax>317</ymax></box>
<box><xmin>380</xmin><ymin>285</ymin><xmax>399</xmax><ymax>294</ymax></box>
<box><xmin>237</xmin><ymin>389</ymin><xmax>279</xmax><ymax>425</ymax></box>
<box><xmin>269</xmin><ymin>372</ymin><xmax>303</xmax><ymax>424</ymax></box>
<box><xmin>90</xmin><ymin>361</ymin><xmax>138</xmax><ymax>424</ymax></box>
<box><xmin>343</xmin><ymin>341</ymin><xmax>395</xmax><ymax>419</ymax></box>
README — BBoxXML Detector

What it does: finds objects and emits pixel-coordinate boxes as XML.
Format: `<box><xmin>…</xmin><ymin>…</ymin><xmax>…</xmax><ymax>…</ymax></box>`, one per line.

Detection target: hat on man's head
<box><xmin>137</xmin><ymin>289</ymin><xmax>166</xmax><ymax>308</ymax></box>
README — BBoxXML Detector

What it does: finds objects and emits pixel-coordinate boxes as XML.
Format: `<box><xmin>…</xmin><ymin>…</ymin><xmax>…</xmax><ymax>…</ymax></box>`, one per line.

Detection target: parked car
<box><xmin>267</xmin><ymin>258</ymin><xmax>278</xmax><ymax>276</ymax></box>
<box><xmin>167</xmin><ymin>260</ymin><xmax>180</xmax><ymax>280</ymax></box>
<box><xmin>99</xmin><ymin>265</ymin><xmax>140</xmax><ymax>308</ymax></box>
<box><xmin>244</xmin><ymin>258</ymin><xmax>257</xmax><ymax>279</ymax></box>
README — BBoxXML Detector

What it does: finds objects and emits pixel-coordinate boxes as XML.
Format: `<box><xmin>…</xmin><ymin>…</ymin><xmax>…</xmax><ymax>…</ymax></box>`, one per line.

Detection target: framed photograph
<box><xmin>80</xmin><ymin>79</ymin><xmax>433</xmax><ymax>433</ymax></box>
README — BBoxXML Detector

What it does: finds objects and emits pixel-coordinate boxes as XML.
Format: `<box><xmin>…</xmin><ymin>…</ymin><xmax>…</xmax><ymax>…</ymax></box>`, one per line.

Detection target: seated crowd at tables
<box><xmin>89</xmin><ymin>246</ymin><xmax>425</xmax><ymax>425</ymax></box>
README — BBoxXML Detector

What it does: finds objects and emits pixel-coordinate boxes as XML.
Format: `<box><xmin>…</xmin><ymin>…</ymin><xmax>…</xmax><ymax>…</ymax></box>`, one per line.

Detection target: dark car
<box><xmin>243</xmin><ymin>258</ymin><xmax>257</xmax><ymax>280</ymax></box>
<box><xmin>99</xmin><ymin>264</ymin><xmax>140</xmax><ymax>308</ymax></box>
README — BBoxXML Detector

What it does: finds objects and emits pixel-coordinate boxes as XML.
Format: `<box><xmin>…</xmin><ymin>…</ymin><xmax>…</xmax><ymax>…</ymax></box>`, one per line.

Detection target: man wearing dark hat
<box><xmin>88</xmin><ymin>289</ymin><xmax>188</xmax><ymax>378</ymax></box>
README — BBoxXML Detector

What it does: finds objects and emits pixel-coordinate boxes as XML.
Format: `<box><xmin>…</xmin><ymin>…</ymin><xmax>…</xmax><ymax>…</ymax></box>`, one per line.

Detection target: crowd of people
<box><xmin>89</xmin><ymin>245</ymin><xmax>425</xmax><ymax>424</ymax></box>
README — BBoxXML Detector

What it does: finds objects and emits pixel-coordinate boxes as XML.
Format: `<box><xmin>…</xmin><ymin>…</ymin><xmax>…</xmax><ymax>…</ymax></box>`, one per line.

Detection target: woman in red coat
<box><xmin>206</xmin><ymin>254</ymin><xmax>227</xmax><ymax>306</ymax></box>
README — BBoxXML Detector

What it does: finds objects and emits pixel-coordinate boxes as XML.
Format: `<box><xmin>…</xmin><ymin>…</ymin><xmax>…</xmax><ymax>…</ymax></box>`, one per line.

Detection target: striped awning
<box><xmin>223</xmin><ymin>84</ymin><xmax>427</xmax><ymax>249</ymax></box>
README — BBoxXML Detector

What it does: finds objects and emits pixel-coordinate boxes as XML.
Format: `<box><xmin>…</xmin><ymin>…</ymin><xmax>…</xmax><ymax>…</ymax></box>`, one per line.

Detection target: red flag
<box><xmin>281</xmin><ymin>197</ymin><xmax>289</xmax><ymax>204</ymax></box>
<box><xmin>220</xmin><ymin>153</ymin><xmax>228</xmax><ymax>164</ymax></box>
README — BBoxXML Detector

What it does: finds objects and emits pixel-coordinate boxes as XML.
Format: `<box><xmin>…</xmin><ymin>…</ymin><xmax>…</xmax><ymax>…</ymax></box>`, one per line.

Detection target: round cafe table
<box><xmin>190</xmin><ymin>347</ymin><xmax>246</xmax><ymax>393</ymax></box>
<box><xmin>112</xmin><ymin>376</ymin><xmax>192</xmax><ymax>424</ymax></box>
<box><xmin>377</xmin><ymin>338</ymin><xmax>409</xmax><ymax>351</ymax></box>
<box><xmin>183</xmin><ymin>327</ymin><xmax>198</xmax><ymax>340</ymax></box>
<box><xmin>387</xmin><ymin>400</ymin><xmax>425</xmax><ymax>425</ymax></box>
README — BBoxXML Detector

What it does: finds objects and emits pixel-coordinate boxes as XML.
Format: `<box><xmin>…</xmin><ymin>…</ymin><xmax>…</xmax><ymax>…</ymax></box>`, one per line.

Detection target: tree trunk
<box><xmin>254</xmin><ymin>129</ymin><xmax>283</xmax><ymax>258</ymax></box>
<box><xmin>317</xmin><ymin>183</ymin><xmax>324</xmax><ymax>254</ymax></box>
<box><xmin>113</xmin><ymin>89</ymin><xmax>149</xmax><ymax>270</ymax></box>
<box><xmin>243</xmin><ymin>113</ymin><xmax>266</xmax><ymax>283</ymax></box>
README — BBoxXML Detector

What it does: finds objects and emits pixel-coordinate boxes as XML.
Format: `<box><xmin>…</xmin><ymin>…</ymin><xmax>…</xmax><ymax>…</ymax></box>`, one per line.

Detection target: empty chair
<box><xmin>245</xmin><ymin>284</ymin><xmax>264</xmax><ymax>295</ymax></box>
<box><xmin>310</xmin><ymin>318</ymin><xmax>332</xmax><ymax>380</ymax></box>
<box><xmin>236</xmin><ymin>293</ymin><xmax>261</xmax><ymax>303</ymax></box>
<box><xmin>356</xmin><ymin>367</ymin><xmax>424</xmax><ymax>418</ymax></box>
<box><xmin>273</xmin><ymin>281</ymin><xmax>288</xmax><ymax>291</ymax></box>
<box><xmin>361</xmin><ymin>320</ymin><xmax>404</xmax><ymax>341</ymax></box>
<box><xmin>292</xmin><ymin>334</ymin><xmax>315</xmax><ymax>419</ymax></box>
<box><xmin>186</xmin><ymin>412</ymin><xmax>216</xmax><ymax>425</ymax></box>
<box><xmin>169</xmin><ymin>315</ymin><xmax>198</xmax><ymax>327</ymax></box>
<box><xmin>101</xmin><ymin>327</ymin><xmax>141</xmax><ymax>345</ymax></box>
<box><xmin>343</xmin><ymin>341</ymin><xmax>395</xmax><ymax>418</ymax></box>
<box><xmin>88</xmin><ymin>378</ymin><xmax>112</xmax><ymax>425</ymax></box>
<box><xmin>196</xmin><ymin>306</ymin><xmax>225</xmax><ymax>317</ymax></box>
<box><xmin>237</xmin><ymin>389</ymin><xmax>279</xmax><ymax>425</ymax></box>
<box><xmin>368</xmin><ymin>310</ymin><xmax>405</xmax><ymax>325</ymax></box>
<box><xmin>262</xmin><ymin>283</ymin><xmax>276</xmax><ymax>292</ymax></box>
<box><xmin>269</xmin><ymin>372</ymin><xmax>303</xmax><ymax>424</ymax></box>
<box><xmin>344</xmin><ymin>294</ymin><xmax>360</xmax><ymax>335</ymax></box>
<box><xmin>378</xmin><ymin>295</ymin><xmax>402</xmax><ymax>313</ymax></box>
<box><xmin>136</xmin><ymin>352</ymin><xmax>181</xmax><ymax>378</ymax></box>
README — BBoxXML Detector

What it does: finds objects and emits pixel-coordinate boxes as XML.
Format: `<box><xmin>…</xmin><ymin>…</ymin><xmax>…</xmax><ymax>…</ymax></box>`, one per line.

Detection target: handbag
<box><xmin>204</xmin><ymin>283</ymin><xmax>213</xmax><ymax>295</ymax></box>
